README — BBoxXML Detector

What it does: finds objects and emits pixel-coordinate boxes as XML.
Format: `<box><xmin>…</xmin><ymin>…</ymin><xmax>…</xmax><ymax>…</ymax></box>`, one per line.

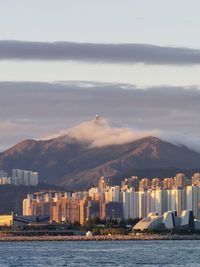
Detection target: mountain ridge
<box><xmin>0</xmin><ymin>135</ymin><xmax>200</xmax><ymax>189</ymax></box>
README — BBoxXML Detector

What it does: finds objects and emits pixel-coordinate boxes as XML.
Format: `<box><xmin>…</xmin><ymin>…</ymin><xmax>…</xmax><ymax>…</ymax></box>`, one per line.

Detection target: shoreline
<box><xmin>1</xmin><ymin>234</ymin><xmax>200</xmax><ymax>242</ymax></box>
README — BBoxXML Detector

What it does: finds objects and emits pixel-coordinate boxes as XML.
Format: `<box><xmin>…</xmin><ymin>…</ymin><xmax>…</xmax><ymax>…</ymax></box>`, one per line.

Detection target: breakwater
<box><xmin>0</xmin><ymin>234</ymin><xmax>200</xmax><ymax>242</ymax></box>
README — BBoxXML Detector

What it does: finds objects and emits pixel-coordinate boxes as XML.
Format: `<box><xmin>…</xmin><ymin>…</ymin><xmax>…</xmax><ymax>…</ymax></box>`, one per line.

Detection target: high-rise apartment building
<box><xmin>105</xmin><ymin>186</ymin><xmax>121</xmax><ymax>203</ymax></box>
<box><xmin>192</xmin><ymin>173</ymin><xmax>200</xmax><ymax>186</ymax></box>
<box><xmin>98</xmin><ymin>176</ymin><xmax>110</xmax><ymax>193</ymax></box>
<box><xmin>186</xmin><ymin>186</ymin><xmax>200</xmax><ymax>219</ymax></box>
<box><xmin>12</xmin><ymin>169</ymin><xmax>38</xmax><ymax>186</ymax></box>
<box><xmin>174</xmin><ymin>173</ymin><xmax>187</xmax><ymax>189</ymax></box>
<box><xmin>162</xmin><ymin>177</ymin><xmax>174</xmax><ymax>189</ymax></box>
<box><xmin>139</xmin><ymin>178</ymin><xmax>151</xmax><ymax>191</ymax></box>
<box><xmin>121</xmin><ymin>176</ymin><xmax>139</xmax><ymax>191</ymax></box>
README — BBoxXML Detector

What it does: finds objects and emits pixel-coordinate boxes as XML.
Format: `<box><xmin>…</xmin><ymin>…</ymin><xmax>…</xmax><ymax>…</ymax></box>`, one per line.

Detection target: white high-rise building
<box><xmin>133</xmin><ymin>192</ymin><xmax>139</xmax><ymax>219</ymax></box>
<box><xmin>122</xmin><ymin>188</ymin><xmax>135</xmax><ymax>219</ymax></box>
<box><xmin>167</xmin><ymin>189</ymin><xmax>185</xmax><ymax>216</ymax></box>
<box><xmin>155</xmin><ymin>190</ymin><xmax>167</xmax><ymax>215</ymax></box>
<box><xmin>138</xmin><ymin>191</ymin><xmax>148</xmax><ymax>218</ymax></box>
<box><xmin>146</xmin><ymin>189</ymin><xmax>167</xmax><ymax>216</ymax></box>
<box><xmin>12</xmin><ymin>169</ymin><xmax>38</xmax><ymax>186</ymax></box>
<box><xmin>105</xmin><ymin>186</ymin><xmax>120</xmax><ymax>203</ymax></box>
<box><xmin>186</xmin><ymin>186</ymin><xmax>200</xmax><ymax>219</ymax></box>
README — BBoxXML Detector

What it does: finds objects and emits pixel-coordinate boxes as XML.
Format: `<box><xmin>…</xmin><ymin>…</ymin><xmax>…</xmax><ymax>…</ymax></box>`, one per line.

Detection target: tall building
<box><xmin>174</xmin><ymin>173</ymin><xmax>187</xmax><ymax>189</ymax></box>
<box><xmin>23</xmin><ymin>194</ymin><xmax>33</xmax><ymax>216</ymax></box>
<box><xmin>98</xmin><ymin>176</ymin><xmax>110</xmax><ymax>193</ymax></box>
<box><xmin>138</xmin><ymin>191</ymin><xmax>148</xmax><ymax>218</ymax></box>
<box><xmin>162</xmin><ymin>177</ymin><xmax>174</xmax><ymax>189</ymax></box>
<box><xmin>101</xmin><ymin>202</ymin><xmax>123</xmax><ymax>221</ymax></box>
<box><xmin>167</xmin><ymin>189</ymin><xmax>186</xmax><ymax>216</ymax></box>
<box><xmin>122</xmin><ymin>188</ymin><xmax>135</xmax><ymax>219</ymax></box>
<box><xmin>105</xmin><ymin>186</ymin><xmax>120</xmax><ymax>203</ymax></box>
<box><xmin>139</xmin><ymin>178</ymin><xmax>151</xmax><ymax>191</ymax></box>
<box><xmin>186</xmin><ymin>186</ymin><xmax>200</xmax><ymax>219</ymax></box>
<box><xmin>151</xmin><ymin>178</ymin><xmax>162</xmax><ymax>190</ymax></box>
<box><xmin>121</xmin><ymin>176</ymin><xmax>139</xmax><ymax>191</ymax></box>
<box><xmin>192</xmin><ymin>173</ymin><xmax>200</xmax><ymax>186</ymax></box>
<box><xmin>79</xmin><ymin>198</ymin><xmax>100</xmax><ymax>225</ymax></box>
<box><xmin>88</xmin><ymin>187</ymin><xmax>100</xmax><ymax>201</ymax></box>
<box><xmin>12</xmin><ymin>169</ymin><xmax>38</xmax><ymax>186</ymax></box>
<box><xmin>79</xmin><ymin>198</ymin><xmax>88</xmax><ymax>225</ymax></box>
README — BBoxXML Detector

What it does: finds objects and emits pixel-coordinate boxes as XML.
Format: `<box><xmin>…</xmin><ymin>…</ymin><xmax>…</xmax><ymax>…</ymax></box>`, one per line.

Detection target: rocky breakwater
<box><xmin>1</xmin><ymin>234</ymin><xmax>200</xmax><ymax>242</ymax></box>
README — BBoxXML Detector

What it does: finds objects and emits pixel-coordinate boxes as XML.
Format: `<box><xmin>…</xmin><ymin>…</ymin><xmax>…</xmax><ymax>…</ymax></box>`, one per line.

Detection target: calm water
<box><xmin>0</xmin><ymin>240</ymin><xmax>199</xmax><ymax>266</ymax></box>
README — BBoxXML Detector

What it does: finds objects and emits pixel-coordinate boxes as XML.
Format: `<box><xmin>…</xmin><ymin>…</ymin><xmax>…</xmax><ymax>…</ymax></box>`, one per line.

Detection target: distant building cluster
<box><xmin>0</xmin><ymin>169</ymin><xmax>38</xmax><ymax>186</ymax></box>
<box><xmin>23</xmin><ymin>173</ymin><xmax>200</xmax><ymax>225</ymax></box>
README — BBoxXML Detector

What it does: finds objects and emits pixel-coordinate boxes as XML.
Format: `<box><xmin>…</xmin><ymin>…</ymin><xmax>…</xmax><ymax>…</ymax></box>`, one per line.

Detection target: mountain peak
<box><xmin>140</xmin><ymin>136</ymin><xmax>162</xmax><ymax>143</ymax></box>
<box><xmin>51</xmin><ymin>118</ymin><xmax>159</xmax><ymax>148</ymax></box>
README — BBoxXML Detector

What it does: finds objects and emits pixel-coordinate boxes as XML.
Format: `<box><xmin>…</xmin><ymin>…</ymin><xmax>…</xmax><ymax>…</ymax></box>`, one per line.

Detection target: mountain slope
<box><xmin>0</xmin><ymin>136</ymin><xmax>200</xmax><ymax>189</ymax></box>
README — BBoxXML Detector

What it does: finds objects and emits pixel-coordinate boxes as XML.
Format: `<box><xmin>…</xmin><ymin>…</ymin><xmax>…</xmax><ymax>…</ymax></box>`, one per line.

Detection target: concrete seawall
<box><xmin>0</xmin><ymin>234</ymin><xmax>200</xmax><ymax>242</ymax></box>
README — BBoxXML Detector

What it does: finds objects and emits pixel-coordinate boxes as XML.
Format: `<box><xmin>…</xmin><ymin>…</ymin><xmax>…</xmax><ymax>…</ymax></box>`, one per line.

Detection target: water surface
<box><xmin>0</xmin><ymin>240</ymin><xmax>199</xmax><ymax>266</ymax></box>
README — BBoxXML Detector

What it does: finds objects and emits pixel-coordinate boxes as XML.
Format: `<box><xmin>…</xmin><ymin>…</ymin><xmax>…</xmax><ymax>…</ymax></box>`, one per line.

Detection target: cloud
<box><xmin>160</xmin><ymin>132</ymin><xmax>200</xmax><ymax>153</ymax></box>
<box><xmin>0</xmin><ymin>81</ymin><xmax>200</xmax><ymax>151</ymax></box>
<box><xmin>1</xmin><ymin>41</ymin><xmax>200</xmax><ymax>65</ymax></box>
<box><xmin>57</xmin><ymin>118</ymin><xmax>158</xmax><ymax>147</ymax></box>
<box><xmin>41</xmin><ymin>117</ymin><xmax>200</xmax><ymax>152</ymax></box>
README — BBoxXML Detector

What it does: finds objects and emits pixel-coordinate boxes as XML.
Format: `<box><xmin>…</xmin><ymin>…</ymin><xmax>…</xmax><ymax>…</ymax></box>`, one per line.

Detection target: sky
<box><xmin>1</xmin><ymin>0</ymin><xmax>200</xmax><ymax>151</ymax></box>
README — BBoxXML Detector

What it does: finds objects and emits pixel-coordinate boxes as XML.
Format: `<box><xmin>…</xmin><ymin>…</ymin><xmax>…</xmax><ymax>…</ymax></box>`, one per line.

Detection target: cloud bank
<box><xmin>1</xmin><ymin>41</ymin><xmax>200</xmax><ymax>65</ymax></box>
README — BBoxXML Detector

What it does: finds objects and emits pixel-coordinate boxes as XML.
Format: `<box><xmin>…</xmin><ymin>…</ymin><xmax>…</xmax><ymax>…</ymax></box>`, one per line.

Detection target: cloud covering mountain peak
<box><xmin>68</xmin><ymin>118</ymin><xmax>158</xmax><ymax>147</ymax></box>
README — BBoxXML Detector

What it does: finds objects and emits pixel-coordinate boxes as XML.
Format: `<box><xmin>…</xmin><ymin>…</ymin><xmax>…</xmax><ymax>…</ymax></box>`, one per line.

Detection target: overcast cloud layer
<box><xmin>1</xmin><ymin>41</ymin><xmax>200</xmax><ymax>65</ymax></box>
<box><xmin>0</xmin><ymin>81</ymin><xmax>200</xmax><ymax>152</ymax></box>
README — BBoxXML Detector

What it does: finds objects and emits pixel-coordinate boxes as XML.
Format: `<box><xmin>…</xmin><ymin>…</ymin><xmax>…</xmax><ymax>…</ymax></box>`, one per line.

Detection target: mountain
<box><xmin>0</xmin><ymin>135</ymin><xmax>200</xmax><ymax>190</ymax></box>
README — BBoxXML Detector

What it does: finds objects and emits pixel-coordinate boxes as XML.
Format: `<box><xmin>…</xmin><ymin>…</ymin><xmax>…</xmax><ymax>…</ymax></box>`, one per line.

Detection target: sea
<box><xmin>0</xmin><ymin>240</ymin><xmax>199</xmax><ymax>266</ymax></box>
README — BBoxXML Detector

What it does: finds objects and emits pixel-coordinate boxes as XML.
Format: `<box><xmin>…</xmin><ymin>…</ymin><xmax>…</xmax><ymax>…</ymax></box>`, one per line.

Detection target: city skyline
<box><xmin>21</xmin><ymin>173</ymin><xmax>200</xmax><ymax>224</ymax></box>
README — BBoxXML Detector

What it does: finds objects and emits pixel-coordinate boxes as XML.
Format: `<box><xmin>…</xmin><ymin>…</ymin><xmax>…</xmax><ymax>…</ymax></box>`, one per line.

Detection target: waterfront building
<box><xmin>133</xmin><ymin>210</ymin><xmax>195</xmax><ymax>232</ymax></box>
<box><xmin>23</xmin><ymin>194</ymin><xmax>34</xmax><ymax>216</ymax></box>
<box><xmin>186</xmin><ymin>186</ymin><xmax>200</xmax><ymax>219</ymax></box>
<box><xmin>79</xmin><ymin>199</ymin><xmax>88</xmax><ymax>225</ymax></box>
<box><xmin>138</xmin><ymin>191</ymin><xmax>148</xmax><ymax>218</ymax></box>
<box><xmin>122</xmin><ymin>188</ymin><xmax>135</xmax><ymax>219</ymax></box>
<box><xmin>146</xmin><ymin>189</ymin><xmax>168</xmax><ymax>215</ymax></box>
<box><xmin>166</xmin><ymin>189</ymin><xmax>186</xmax><ymax>216</ymax></box>
<box><xmin>23</xmin><ymin>192</ymin><xmax>79</xmax><ymax>224</ymax></box>
<box><xmin>100</xmin><ymin>202</ymin><xmax>123</xmax><ymax>221</ymax></box>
